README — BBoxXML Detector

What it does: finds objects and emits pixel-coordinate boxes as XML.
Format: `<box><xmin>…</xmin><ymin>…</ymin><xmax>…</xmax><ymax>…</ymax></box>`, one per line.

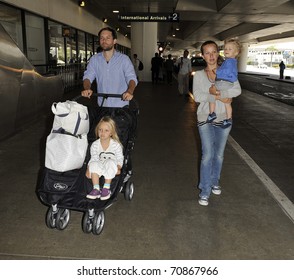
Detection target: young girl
<box><xmin>86</xmin><ymin>116</ymin><xmax>124</xmax><ymax>200</ymax></box>
<box><xmin>206</xmin><ymin>38</ymin><xmax>241</xmax><ymax>128</ymax></box>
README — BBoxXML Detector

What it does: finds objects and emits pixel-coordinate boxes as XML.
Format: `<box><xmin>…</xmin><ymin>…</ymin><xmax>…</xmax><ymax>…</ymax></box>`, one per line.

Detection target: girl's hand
<box><xmin>116</xmin><ymin>166</ymin><xmax>122</xmax><ymax>175</ymax></box>
<box><xmin>85</xmin><ymin>168</ymin><xmax>91</xmax><ymax>178</ymax></box>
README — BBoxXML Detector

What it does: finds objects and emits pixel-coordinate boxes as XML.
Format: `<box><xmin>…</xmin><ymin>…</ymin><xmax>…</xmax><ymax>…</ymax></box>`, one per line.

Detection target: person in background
<box><xmin>193</xmin><ymin>40</ymin><xmax>241</xmax><ymax>206</ymax></box>
<box><xmin>175</xmin><ymin>49</ymin><xmax>192</xmax><ymax>96</ymax></box>
<box><xmin>133</xmin><ymin>53</ymin><xmax>139</xmax><ymax>79</ymax></box>
<box><xmin>81</xmin><ymin>27</ymin><xmax>137</xmax><ymax>108</ymax></box>
<box><xmin>151</xmin><ymin>52</ymin><xmax>163</xmax><ymax>84</ymax></box>
<box><xmin>279</xmin><ymin>61</ymin><xmax>286</xmax><ymax>79</ymax></box>
<box><xmin>165</xmin><ymin>54</ymin><xmax>174</xmax><ymax>85</ymax></box>
<box><xmin>206</xmin><ymin>38</ymin><xmax>242</xmax><ymax>128</ymax></box>
<box><xmin>86</xmin><ymin>116</ymin><xmax>124</xmax><ymax>200</ymax></box>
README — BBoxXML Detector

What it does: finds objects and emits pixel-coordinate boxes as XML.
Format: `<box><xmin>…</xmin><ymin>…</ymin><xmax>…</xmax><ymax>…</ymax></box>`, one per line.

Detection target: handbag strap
<box><xmin>52</xmin><ymin>127</ymin><xmax>82</xmax><ymax>139</ymax></box>
<box><xmin>52</xmin><ymin>102</ymin><xmax>89</xmax><ymax>135</ymax></box>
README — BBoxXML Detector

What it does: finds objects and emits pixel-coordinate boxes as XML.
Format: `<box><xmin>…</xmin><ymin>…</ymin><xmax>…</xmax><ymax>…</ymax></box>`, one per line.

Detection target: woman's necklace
<box><xmin>205</xmin><ymin>68</ymin><xmax>217</xmax><ymax>84</ymax></box>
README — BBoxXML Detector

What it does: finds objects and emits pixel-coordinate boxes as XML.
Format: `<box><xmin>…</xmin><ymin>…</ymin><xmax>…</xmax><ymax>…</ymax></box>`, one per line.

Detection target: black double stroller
<box><xmin>37</xmin><ymin>94</ymin><xmax>138</xmax><ymax>235</ymax></box>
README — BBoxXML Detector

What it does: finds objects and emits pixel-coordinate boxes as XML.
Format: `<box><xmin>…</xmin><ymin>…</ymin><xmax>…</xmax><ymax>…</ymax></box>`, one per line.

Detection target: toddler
<box><xmin>207</xmin><ymin>38</ymin><xmax>241</xmax><ymax>128</ymax></box>
<box><xmin>86</xmin><ymin>116</ymin><xmax>124</xmax><ymax>200</ymax></box>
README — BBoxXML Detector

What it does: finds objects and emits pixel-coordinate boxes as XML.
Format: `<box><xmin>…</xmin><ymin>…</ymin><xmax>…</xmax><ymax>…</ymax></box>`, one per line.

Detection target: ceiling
<box><xmin>75</xmin><ymin>0</ymin><xmax>294</xmax><ymax>55</ymax></box>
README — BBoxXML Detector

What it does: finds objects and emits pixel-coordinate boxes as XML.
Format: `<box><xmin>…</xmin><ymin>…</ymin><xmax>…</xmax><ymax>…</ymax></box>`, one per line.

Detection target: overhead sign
<box><xmin>118</xmin><ymin>13</ymin><xmax>180</xmax><ymax>22</ymax></box>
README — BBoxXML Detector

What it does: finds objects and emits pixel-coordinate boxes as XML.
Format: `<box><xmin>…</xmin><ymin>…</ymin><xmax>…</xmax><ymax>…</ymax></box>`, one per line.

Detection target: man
<box><xmin>81</xmin><ymin>27</ymin><xmax>138</xmax><ymax>107</ymax></box>
<box><xmin>133</xmin><ymin>53</ymin><xmax>139</xmax><ymax>79</ymax></box>
<box><xmin>164</xmin><ymin>54</ymin><xmax>174</xmax><ymax>85</ymax></box>
<box><xmin>151</xmin><ymin>52</ymin><xmax>163</xmax><ymax>84</ymax></box>
<box><xmin>279</xmin><ymin>61</ymin><xmax>285</xmax><ymax>79</ymax></box>
<box><xmin>176</xmin><ymin>49</ymin><xmax>192</xmax><ymax>95</ymax></box>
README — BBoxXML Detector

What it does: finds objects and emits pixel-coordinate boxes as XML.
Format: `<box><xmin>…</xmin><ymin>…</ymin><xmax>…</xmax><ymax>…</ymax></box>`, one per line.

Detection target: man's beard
<box><xmin>102</xmin><ymin>45</ymin><xmax>113</xmax><ymax>51</ymax></box>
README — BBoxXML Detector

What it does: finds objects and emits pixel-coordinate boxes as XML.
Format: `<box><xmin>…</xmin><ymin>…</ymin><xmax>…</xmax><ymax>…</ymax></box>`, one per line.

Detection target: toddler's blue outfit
<box><xmin>216</xmin><ymin>58</ymin><xmax>238</xmax><ymax>83</ymax></box>
<box><xmin>207</xmin><ymin>58</ymin><xmax>238</xmax><ymax>128</ymax></box>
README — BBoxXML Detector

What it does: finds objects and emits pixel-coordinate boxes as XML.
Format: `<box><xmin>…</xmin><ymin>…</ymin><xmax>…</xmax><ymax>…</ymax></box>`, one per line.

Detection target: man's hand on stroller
<box><xmin>81</xmin><ymin>89</ymin><xmax>93</xmax><ymax>99</ymax></box>
<box><xmin>82</xmin><ymin>79</ymin><xmax>93</xmax><ymax>98</ymax></box>
<box><xmin>122</xmin><ymin>91</ymin><xmax>133</xmax><ymax>101</ymax></box>
<box><xmin>122</xmin><ymin>80</ymin><xmax>136</xmax><ymax>101</ymax></box>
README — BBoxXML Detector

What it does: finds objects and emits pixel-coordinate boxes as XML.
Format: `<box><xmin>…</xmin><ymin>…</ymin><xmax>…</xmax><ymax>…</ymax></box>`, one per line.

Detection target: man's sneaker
<box><xmin>221</xmin><ymin>118</ymin><xmax>232</xmax><ymax>129</ymax></box>
<box><xmin>207</xmin><ymin>112</ymin><xmax>217</xmax><ymax>123</ymax></box>
<box><xmin>86</xmin><ymin>188</ymin><xmax>101</xmax><ymax>199</ymax></box>
<box><xmin>198</xmin><ymin>196</ymin><xmax>209</xmax><ymax>206</ymax></box>
<box><xmin>100</xmin><ymin>188</ymin><xmax>111</xmax><ymax>200</ymax></box>
<box><xmin>212</xmin><ymin>185</ymin><xmax>222</xmax><ymax>195</ymax></box>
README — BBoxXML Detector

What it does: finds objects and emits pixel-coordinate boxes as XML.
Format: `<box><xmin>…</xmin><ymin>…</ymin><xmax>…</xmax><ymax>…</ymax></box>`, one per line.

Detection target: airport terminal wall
<box><xmin>0</xmin><ymin>23</ymin><xmax>64</xmax><ymax>140</ymax></box>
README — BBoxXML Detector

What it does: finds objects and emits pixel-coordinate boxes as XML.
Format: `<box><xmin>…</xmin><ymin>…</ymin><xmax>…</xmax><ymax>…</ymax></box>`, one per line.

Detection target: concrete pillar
<box><xmin>131</xmin><ymin>22</ymin><xmax>158</xmax><ymax>82</ymax></box>
<box><xmin>239</xmin><ymin>43</ymin><xmax>248</xmax><ymax>72</ymax></box>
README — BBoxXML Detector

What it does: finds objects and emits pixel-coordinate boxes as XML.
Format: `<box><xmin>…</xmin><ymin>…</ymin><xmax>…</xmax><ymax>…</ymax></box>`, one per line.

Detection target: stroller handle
<box><xmin>72</xmin><ymin>92</ymin><xmax>123</xmax><ymax>102</ymax></box>
<box><xmin>92</xmin><ymin>93</ymin><xmax>123</xmax><ymax>99</ymax></box>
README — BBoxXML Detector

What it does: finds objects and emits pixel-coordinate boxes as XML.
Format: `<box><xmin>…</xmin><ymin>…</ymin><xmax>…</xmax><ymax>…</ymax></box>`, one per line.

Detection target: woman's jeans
<box><xmin>198</xmin><ymin>123</ymin><xmax>231</xmax><ymax>198</ymax></box>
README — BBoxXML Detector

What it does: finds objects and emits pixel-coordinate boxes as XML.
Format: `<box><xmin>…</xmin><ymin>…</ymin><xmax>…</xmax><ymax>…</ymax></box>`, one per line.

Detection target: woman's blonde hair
<box><xmin>95</xmin><ymin>116</ymin><xmax>122</xmax><ymax>146</ymax></box>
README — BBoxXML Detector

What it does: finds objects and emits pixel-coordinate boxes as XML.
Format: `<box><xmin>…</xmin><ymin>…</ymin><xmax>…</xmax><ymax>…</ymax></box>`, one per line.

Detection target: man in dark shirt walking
<box><xmin>151</xmin><ymin>52</ymin><xmax>162</xmax><ymax>84</ymax></box>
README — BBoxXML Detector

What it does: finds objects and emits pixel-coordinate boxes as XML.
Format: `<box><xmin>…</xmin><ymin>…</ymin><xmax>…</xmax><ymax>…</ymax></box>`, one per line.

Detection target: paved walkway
<box><xmin>0</xmin><ymin>81</ymin><xmax>293</xmax><ymax>260</ymax></box>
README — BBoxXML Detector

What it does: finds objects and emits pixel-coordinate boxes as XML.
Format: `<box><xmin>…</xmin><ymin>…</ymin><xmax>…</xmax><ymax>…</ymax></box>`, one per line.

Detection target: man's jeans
<box><xmin>198</xmin><ymin>123</ymin><xmax>231</xmax><ymax>198</ymax></box>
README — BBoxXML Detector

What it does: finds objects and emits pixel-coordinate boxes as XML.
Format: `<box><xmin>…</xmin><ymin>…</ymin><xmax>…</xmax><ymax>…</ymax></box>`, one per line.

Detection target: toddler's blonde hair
<box><xmin>224</xmin><ymin>38</ymin><xmax>242</xmax><ymax>58</ymax></box>
<box><xmin>95</xmin><ymin>116</ymin><xmax>122</xmax><ymax>146</ymax></box>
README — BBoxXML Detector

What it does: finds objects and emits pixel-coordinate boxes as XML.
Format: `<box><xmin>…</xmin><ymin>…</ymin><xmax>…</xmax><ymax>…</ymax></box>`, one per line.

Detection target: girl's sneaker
<box><xmin>100</xmin><ymin>188</ymin><xmax>111</xmax><ymax>200</ymax></box>
<box><xmin>86</xmin><ymin>189</ymin><xmax>101</xmax><ymax>199</ymax></box>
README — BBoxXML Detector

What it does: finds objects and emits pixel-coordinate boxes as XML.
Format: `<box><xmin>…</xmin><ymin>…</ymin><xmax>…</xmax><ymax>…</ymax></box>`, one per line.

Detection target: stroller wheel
<box><xmin>82</xmin><ymin>211</ymin><xmax>93</xmax><ymax>234</ymax></box>
<box><xmin>124</xmin><ymin>181</ymin><xmax>134</xmax><ymax>201</ymax></box>
<box><xmin>92</xmin><ymin>211</ymin><xmax>105</xmax><ymax>235</ymax></box>
<box><xmin>55</xmin><ymin>208</ymin><xmax>70</xmax><ymax>230</ymax></box>
<box><xmin>46</xmin><ymin>207</ymin><xmax>57</xmax><ymax>229</ymax></box>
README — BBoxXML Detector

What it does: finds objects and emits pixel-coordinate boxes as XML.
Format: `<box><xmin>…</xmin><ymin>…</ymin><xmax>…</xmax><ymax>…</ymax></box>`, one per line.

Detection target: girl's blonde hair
<box><xmin>95</xmin><ymin>116</ymin><xmax>122</xmax><ymax>146</ymax></box>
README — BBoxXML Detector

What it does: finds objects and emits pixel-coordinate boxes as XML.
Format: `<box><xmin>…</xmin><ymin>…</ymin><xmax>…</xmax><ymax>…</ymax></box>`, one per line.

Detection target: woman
<box><xmin>193</xmin><ymin>41</ymin><xmax>241</xmax><ymax>206</ymax></box>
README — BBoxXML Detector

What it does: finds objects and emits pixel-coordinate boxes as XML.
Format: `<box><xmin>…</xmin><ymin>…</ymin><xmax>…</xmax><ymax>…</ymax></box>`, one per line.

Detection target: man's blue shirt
<box><xmin>83</xmin><ymin>51</ymin><xmax>138</xmax><ymax>107</ymax></box>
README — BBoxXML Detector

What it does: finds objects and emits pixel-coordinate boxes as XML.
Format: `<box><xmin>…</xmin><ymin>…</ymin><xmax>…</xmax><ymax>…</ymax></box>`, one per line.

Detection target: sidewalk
<box><xmin>0</xmin><ymin>81</ymin><xmax>293</xmax><ymax>259</ymax></box>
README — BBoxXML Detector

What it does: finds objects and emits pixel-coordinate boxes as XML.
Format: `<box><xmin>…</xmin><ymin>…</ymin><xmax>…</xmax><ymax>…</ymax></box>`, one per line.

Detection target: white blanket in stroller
<box><xmin>45</xmin><ymin>100</ymin><xmax>89</xmax><ymax>172</ymax></box>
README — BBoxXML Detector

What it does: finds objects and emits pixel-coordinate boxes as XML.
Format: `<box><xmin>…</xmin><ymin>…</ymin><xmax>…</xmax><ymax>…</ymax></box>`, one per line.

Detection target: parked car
<box><xmin>191</xmin><ymin>56</ymin><xmax>206</xmax><ymax>68</ymax></box>
<box><xmin>258</xmin><ymin>64</ymin><xmax>268</xmax><ymax>69</ymax></box>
